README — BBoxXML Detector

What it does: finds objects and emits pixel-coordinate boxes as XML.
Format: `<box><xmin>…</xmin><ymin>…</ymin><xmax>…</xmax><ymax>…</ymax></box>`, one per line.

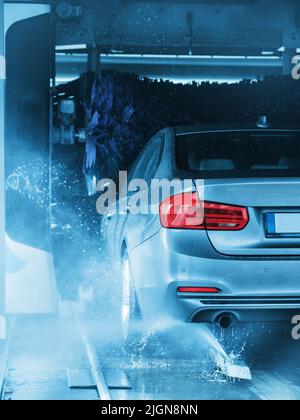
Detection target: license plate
<box><xmin>266</xmin><ymin>213</ymin><xmax>300</xmax><ymax>235</ymax></box>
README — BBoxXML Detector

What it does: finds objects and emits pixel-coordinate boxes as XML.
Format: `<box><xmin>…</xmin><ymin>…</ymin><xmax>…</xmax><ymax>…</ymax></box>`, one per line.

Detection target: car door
<box><xmin>113</xmin><ymin>133</ymin><xmax>164</xmax><ymax>257</ymax></box>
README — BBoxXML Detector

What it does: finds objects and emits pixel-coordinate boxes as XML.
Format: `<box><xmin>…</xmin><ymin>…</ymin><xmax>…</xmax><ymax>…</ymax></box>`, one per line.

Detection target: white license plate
<box><xmin>267</xmin><ymin>213</ymin><xmax>300</xmax><ymax>234</ymax></box>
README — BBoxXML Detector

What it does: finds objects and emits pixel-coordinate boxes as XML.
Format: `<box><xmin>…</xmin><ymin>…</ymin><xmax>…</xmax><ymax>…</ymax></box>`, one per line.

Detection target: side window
<box><xmin>132</xmin><ymin>134</ymin><xmax>163</xmax><ymax>184</ymax></box>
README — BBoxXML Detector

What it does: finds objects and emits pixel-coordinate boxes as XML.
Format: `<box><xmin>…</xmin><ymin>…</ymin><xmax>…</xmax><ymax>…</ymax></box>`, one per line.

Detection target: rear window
<box><xmin>176</xmin><ymin>130</ymin><xmax>300</xmax><ymax>178</ymax></box>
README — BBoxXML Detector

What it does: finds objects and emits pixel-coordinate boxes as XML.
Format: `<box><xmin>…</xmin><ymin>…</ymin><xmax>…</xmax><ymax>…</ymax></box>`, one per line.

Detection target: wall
<box><xmin>0</xmin><ymin>0</ymin><xmax>5</xmax><ymax>338</ymax></box>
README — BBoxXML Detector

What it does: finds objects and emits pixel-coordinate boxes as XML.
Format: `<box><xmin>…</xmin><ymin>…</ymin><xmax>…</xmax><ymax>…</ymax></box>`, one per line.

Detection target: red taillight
<box><xmin>159</xmin><ymin>192</ymin><xmax>248</xmax><ymax>231</ymax></box>
<box><xmin>178</xmin><ymin>287</ymin><xmax>221</xmax><ymax>293</ymax></box>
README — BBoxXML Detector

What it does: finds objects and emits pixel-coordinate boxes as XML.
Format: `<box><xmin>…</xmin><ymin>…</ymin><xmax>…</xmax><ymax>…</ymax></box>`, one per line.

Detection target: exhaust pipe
<box><xmin>215</xmin><ymin>312</ymin><xmax>238</xmax><ymax>329</ymax></box>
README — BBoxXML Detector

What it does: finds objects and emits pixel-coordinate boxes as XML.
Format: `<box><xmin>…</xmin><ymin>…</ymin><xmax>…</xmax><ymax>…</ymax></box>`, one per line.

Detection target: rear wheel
<box><xmin>121</xmin><ymin>251</ymin><xmax>140</xmax><ymax>341</ymax></box>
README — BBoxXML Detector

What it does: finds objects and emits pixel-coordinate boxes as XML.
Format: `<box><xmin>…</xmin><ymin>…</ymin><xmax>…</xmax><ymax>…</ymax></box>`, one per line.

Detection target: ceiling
<box><xmin>54</xmin><ymin>0</ymin><xmax>300</xmax><ymax>55</ymax></box>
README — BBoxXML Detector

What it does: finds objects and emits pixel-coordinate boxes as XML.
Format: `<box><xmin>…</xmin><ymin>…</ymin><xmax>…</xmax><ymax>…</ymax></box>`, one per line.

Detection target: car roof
<box><xmin>174</xmin><ymin>124</ymin><xmax>300</xmax><ymax>135</ymax></box>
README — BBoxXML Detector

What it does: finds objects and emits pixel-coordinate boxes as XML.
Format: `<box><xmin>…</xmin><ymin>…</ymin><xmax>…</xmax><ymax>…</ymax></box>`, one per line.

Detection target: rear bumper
<box><xmin>191</xmin><ymin>308</ymin><xmax>300</xmax><ymax>324</ymax></box>
<box><xmin>180</xmin><ymin>294</ymin><xmax>300</xmax><ymax>323</ymax></box>
<box><xmin>129</xmin><ymin>229</ymin><xmax>300</xmax><ymax>323</ymax></box>
<box><xmin>167</xmin><ymin>281</ymin><xmax>300</xmax><ymax>323</ymax></box>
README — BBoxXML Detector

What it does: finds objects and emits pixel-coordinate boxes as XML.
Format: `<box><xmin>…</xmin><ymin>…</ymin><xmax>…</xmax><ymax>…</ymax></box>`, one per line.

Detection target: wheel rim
<box><xmin>121</xmin><ymin>258</ymin><xmax>131</xmax><ymax>338</ymax></box>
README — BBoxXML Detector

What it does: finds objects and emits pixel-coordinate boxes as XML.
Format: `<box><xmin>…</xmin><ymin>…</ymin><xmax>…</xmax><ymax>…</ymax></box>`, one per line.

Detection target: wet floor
<box><xmin>70</xmin><ymin>307</ymin><xmax>300</xmax><ymax>400</ymax></box>
<box><xmin>2</xmin><ymin>310</ymin><xmax>300</xmax><ymax>400</ymax></box>
<box><xmin>2</xmin><ymin>314</ymin><xmax>98</xmax><ymax>400</ymax></box>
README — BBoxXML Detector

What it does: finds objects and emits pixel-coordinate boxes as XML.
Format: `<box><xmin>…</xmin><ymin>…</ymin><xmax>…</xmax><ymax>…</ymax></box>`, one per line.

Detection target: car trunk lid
<box><xmin>196</xmin><ymin>178</ymin><xmax>300</xmax><ymax>256</ymax></box>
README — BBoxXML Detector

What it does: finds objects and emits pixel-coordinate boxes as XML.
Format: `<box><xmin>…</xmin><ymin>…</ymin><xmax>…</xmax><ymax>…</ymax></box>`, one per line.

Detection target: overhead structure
<box><xmin>54</xmin><ymin>0</ymin><xmax>300</xmax><ymax>79</ymax></box>
<box><xmin>55</xmin><ymin>0</ymin><xmax>300</xmax><ymax>55</ymax></box>
<box><xmin>56</xmin><ymin>52</ymin><xmax>284</xmax><ymax>84</ymax></box>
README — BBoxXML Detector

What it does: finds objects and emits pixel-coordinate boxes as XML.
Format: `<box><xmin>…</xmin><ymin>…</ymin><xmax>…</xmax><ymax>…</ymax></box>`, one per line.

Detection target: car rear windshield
<box><xmin>176</xmin><ymin>130</ymin><xmax>300</xmax><ymax>178</ymax></box>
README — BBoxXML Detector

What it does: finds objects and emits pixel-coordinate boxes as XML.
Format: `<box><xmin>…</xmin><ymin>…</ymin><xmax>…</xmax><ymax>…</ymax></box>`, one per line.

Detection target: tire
<box><xmin>121</xmin><ymin>251</ymin><xmax>140</xmax><ymax>341</ymax></box>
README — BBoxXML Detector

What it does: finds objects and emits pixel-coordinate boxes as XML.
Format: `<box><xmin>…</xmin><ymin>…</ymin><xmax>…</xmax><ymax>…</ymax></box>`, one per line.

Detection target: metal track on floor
<box><xmin>71</xmin><ymin>305</ymin><xmax>112</xmax><ymax>400</ymax></box>
<box><xmin>0</xmin><ymin>318</ymin><xmax>15</xmax><ymax>400</ymax></box>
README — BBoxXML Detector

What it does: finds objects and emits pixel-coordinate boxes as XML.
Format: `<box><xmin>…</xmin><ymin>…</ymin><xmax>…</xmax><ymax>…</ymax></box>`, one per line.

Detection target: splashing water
<box><xmin>6</xmin><ymin>159</ymin><xmax>50</xmax><ymax>210</ymax></box>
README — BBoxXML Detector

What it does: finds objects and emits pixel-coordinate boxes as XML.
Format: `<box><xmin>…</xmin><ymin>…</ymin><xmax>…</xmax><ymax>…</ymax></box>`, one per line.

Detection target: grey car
<box><xmin>102</xmin><ymin>123</ymin><xmax>300</xmax><ymax>335</ymax></box>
